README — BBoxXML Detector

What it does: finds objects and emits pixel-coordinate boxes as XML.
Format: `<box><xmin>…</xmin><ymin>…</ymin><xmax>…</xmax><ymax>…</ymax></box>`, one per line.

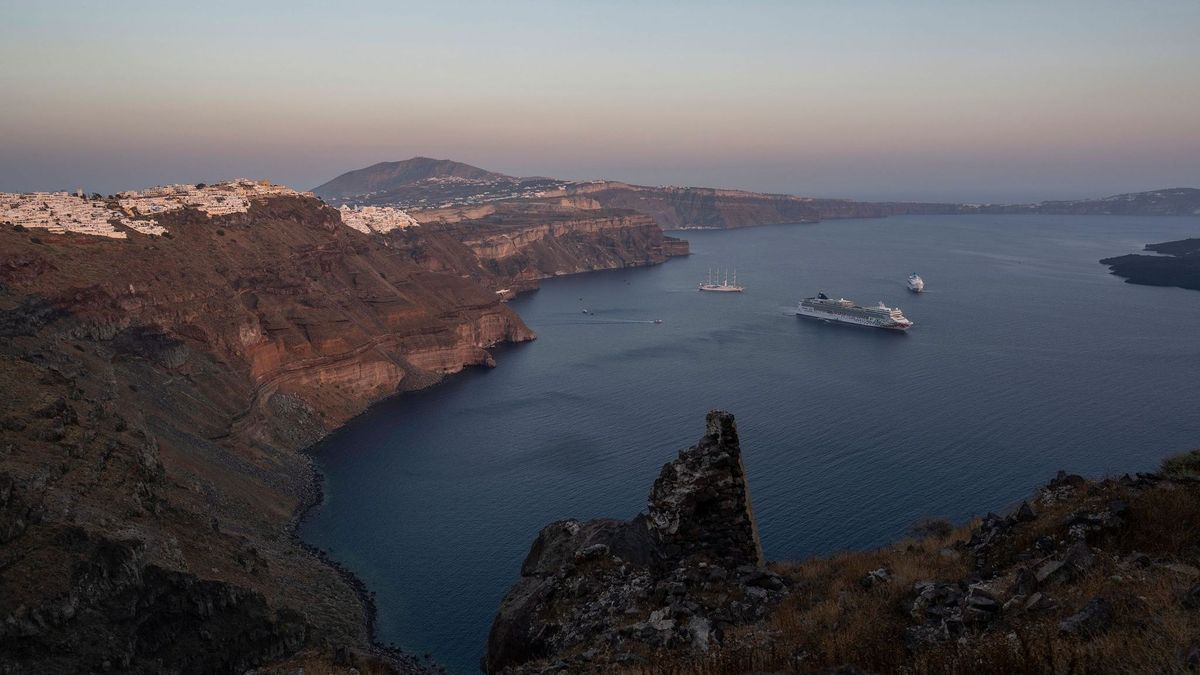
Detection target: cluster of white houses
<box><xmin>0</xmin><ymin>191</ymin><xmax>162</xmax><ymax>239</ymax></box>
<box><xmin>116</xmin><ymin>179</ymin><xmax>304</xmax><ymax>218</ymax></box>
<box><xmin>337</xmin><ymin>205</ymin><xmax>420</xmax><ymax>234</ymax></box>
<box><xmin>1</xmin><ymin>180</ymin><xmax>310</xmax><ymax>239</ymax></box>
<box><xmin>3</xmin><ymin>179</ymin><xmax>424</xmax><ymax>240</ymax></box>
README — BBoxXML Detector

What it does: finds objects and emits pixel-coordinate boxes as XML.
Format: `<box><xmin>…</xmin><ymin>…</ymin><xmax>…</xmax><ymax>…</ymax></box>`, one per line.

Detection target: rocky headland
<box><xmin>1101</xmin><ymin>237</ymin><xmax>1200</xmax><ymax>292</ymax></box>
<box><xmin>487</xmin><ymin>412</ymin><xmax>1200</xmax><ymax>673</ymax></box>
<box><xmin>0</xmin><ymin>185</ymin><xmax>684</xmax><ymax>673</ymax></box>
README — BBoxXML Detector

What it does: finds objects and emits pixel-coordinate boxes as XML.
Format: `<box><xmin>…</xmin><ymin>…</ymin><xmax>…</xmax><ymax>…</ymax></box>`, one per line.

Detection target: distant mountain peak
<box><xmin>312</xmin><ymin>157</ymin><xmax>513</xmax><ymax>199</ymax></box>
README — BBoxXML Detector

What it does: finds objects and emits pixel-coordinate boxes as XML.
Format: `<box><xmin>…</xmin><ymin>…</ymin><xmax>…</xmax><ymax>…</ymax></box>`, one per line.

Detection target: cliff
<box><xmin>556</xmin><ymin>181</ymin><xmax>922</xmax><ymax>229</ymax></box>
<box><xmin>489</xmin><ymin>413</ymin><xmax>1200</xmax><ymax>673</ymax></box>
<box><xmin>0</xmin><ymin>179</ymin><xmax>692</xmax><ymax>672</ymax></box>
<box><xmin>389</xmin><ymin>199</ymin><xmax>689</xmax><ymax>292</ymax></box>
<box><xmin>0</xmin><ymin>195</ymin><xmax>536</xmax><ymax>673</ymax></box>
<box><xmin>552</xmin><ymin>183</ymin><xmax>1200</xmax><ymax>227</ymax></box>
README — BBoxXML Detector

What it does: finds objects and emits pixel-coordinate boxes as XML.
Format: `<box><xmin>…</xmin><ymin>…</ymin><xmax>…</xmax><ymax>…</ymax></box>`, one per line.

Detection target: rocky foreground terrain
<box><xmin>0</xmin><ymin>189</ymin><xmax>686</xmax><ymax>673</ymax></box>
<box><xmin>487</xmin><ymin>412</ymin><xmax>1200</xmax><ymax>673</ymax></box>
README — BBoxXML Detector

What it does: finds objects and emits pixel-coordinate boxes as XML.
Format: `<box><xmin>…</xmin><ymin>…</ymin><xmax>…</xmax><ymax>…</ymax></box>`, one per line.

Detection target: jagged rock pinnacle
<box><xmin>647</xmin><ymin>410</ymin><xmax>764</xmax><ymax>568</ymax></box>
<box><xmin>485</xmin><ymin>411</ymin><xmax>782</xmax><ymax>672</ymax></box>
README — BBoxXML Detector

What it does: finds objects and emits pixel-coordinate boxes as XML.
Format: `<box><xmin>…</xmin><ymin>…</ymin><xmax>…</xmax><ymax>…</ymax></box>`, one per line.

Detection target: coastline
<box><xmin>289</xmin><ymin>456</ymin><xmax>437</xmax><ymax>672</ymax></box>
<box><xmin>283</xmin><ymin>256</ymin><xmax>674</xmax><ymax>668</ymax></box>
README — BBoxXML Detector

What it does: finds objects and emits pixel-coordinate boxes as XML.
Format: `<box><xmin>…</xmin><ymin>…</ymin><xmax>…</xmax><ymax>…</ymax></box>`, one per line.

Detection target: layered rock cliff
<box><xmin>393</xmin><ymin>198</ymin><xmax>688</xmax><ymax>292</ymax></box>
<box><xmin>0</xmin><ymin>181</ymin><xmax>692</xmax><ymax>672</ymax></box>
<box><xmin>556</xmin><ymin>182</ymin><xmax>968</xmax><ymax>229</ymax></box>
<box><xmin>0</xmin><ymin>195</ymin><xmax>537</xmax><ymax>673</ymax></box>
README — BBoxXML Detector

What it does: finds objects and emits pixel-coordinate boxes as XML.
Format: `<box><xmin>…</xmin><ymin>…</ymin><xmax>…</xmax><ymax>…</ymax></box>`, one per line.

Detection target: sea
<box><xmin>299</xmin><ymin>214</ymin><xmax>1200</xmax><ymax>673</ymax></box>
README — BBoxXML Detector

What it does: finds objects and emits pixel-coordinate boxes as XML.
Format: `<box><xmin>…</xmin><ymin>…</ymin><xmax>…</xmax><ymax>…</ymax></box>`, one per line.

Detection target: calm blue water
<box><xmin>300</xmin><ymin>215</ymin><xmax>1200</xmax><ymax>672</ymax></box>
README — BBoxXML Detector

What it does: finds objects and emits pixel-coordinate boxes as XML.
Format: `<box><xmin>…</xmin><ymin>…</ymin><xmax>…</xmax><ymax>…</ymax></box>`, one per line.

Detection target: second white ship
<box><xmin>797</xmin><ymin>292</ymin><xmax>913</xmax><ymax>331</ymax></box>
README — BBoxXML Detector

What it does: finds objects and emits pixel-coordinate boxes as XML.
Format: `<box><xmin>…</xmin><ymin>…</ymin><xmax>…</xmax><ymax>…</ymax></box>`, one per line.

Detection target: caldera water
<box><xmin>300</xmin><ymin>214</ymin><xmax>1200</xmax><ymax>672</ymax></box>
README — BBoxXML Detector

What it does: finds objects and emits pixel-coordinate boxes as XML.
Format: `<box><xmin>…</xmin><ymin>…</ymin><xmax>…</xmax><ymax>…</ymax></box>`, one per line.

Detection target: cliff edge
<box><xmin>485</xmin><ymin>411</ymin><xmax>785</xmax><ymax>672</ymax></box>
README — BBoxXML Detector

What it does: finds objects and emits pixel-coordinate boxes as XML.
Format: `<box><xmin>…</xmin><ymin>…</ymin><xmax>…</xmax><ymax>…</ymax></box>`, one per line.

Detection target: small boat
<box><xmin>699</xmin><ymin>267</ymin><xmax>744</xmax><ymax>293</ymax></box>
<box><xmin>581</xmin><ymin>309</ymin><xmax>590</xmax><ymax>314</ymax></box>
<box><xmin>907</xmin><ymin>273</ymin><xmax>925</xmax><ymax>293</ymax></box>
<box><xmin>653</xmin><ymin>319</ymin><xmax>664</xmax><ymax>324</ymax></box>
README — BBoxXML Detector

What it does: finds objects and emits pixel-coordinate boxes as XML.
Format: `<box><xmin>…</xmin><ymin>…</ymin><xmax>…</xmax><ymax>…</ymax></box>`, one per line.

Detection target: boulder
<box><xmin>860</xmin><ymin>568</ymin><xmax>891</xmax><ymax>589</ymax></box>
<box><xmin>1059</xmin><ymin>597</ymin><xmax>1113</xmax><ymax>638</ymax></box>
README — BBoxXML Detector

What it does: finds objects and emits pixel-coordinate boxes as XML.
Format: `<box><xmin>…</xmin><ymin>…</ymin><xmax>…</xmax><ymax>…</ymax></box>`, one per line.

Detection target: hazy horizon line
<box><xmin>3</xmin><ymin>159</ymin><xmax>1194</xmax><ymax>208</ymax></box>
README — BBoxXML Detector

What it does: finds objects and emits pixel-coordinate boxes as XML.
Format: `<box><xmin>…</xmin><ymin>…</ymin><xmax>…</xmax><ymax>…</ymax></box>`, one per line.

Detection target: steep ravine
<box><xmin>0</xmin><ymin>194</ymin><xmax>683</xmax><ymax>673</ymax></box>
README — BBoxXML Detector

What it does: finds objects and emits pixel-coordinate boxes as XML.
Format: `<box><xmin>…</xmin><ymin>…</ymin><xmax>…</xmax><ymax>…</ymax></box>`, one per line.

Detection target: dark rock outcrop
<box><xmin>484</xmin><ymin>411</ymin><xmax>781</xmax><ymax>672</ymax></box>
<box><xmin>1101</xmin><ymin>237</ymin><xmax>1200</xmax><ymax>292</ymax></box>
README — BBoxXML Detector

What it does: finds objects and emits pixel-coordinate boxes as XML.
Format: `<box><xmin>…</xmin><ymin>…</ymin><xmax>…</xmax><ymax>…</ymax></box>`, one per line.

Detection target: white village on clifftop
<box><xmin>2</xmin><ymin>179</ymin><xmax>418</xmax><ymax>239</ymax></box>
<box><xmin>337</xmin><ymin>205</ymin><xmax>420</xmax><ymax>234</ymax></box>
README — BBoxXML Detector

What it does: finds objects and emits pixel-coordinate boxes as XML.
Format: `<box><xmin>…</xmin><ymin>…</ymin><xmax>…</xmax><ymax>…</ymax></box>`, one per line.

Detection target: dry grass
<box><xmin>627</xmin><ymin>473</ymin><xmax>1200</xmax><ymax>674</ymax></box>
<box><xmin>250</xmin><ymin>649</ymin><xmax>410</xmax><ymax>675</ymax></box>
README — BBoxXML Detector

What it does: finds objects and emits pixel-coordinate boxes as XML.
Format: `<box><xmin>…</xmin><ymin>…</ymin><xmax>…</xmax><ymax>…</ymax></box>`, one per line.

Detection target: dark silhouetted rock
<box><xmin>484</xmin><ymin>411</ymin><xmax>779</xmax><ymax>673</ymax></box>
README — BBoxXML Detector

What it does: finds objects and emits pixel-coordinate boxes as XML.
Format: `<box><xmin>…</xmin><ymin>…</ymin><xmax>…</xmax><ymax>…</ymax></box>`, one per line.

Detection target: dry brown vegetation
<box><xmin>625</xmin><ymin>457</ymin><xmax>1200</xmax><ymax>674</ymax></box>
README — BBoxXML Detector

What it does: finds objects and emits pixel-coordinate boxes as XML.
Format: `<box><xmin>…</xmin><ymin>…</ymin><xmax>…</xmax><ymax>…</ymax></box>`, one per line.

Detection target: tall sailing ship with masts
<box><xmin>698</xmin><ymin>267</ymin><xmax>744</xmax><ymax>293</ymax></box>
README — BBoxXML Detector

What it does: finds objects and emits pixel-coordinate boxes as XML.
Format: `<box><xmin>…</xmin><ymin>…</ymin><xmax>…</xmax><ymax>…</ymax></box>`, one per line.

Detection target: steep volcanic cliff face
<box><xmin>397</xmin><ymin>199</ymin><xmax>689</xmax><ymax>292</ymax></box>
<box><xmin>0</xmin><ymin>196</ymin><xmax>534</xmax><ymax>673</ymax></box>
<box><xmin>556</xmin><ymin>182</ymin><xmax>968</xmax><ymax>229</ymax></box>
<box><xmin>485</xmin><ymin>411</ymin><xmax>785</xmax><ymax>672</ymax></box>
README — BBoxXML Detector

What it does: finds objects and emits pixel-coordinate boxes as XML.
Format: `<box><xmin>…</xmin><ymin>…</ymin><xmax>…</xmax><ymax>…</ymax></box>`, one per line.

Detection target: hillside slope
<box><xmin>0</xmin><ymin>182</ymin><xmax>690</xmax><ymax>672</ymax></box>
<box><xmin>0</xmin><ymin>195</ymin><xmax>535</xmax><ymax>673</ymax></box>
<box><xmin>312</xmin><ymin>157</ymin><xmax>511</xmax><ymax>200</ymax></box>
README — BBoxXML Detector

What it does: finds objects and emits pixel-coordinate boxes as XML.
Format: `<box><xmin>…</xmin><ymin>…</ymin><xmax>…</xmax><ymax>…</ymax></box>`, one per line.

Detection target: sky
<box><xmin>1</xmin><ymin>0</ymin><xmax>1198</xmax><ymax>202</ymax></box>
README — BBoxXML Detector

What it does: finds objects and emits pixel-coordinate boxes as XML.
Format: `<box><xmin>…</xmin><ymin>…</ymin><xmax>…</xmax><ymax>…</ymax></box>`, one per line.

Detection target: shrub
<box><xmin>910</xmin><ymin>518</ymin><xmax>954</xmax><ymax>539</ymax></box>
<box><xmin>1162</xmin><ymin>449</ymin><xmax>1200</xmax><ymax>479</ymax></box>
<box><xmin>216</xmin><ymin>229</ymin><xmax>225</xmax><ymax>236</ymax></box>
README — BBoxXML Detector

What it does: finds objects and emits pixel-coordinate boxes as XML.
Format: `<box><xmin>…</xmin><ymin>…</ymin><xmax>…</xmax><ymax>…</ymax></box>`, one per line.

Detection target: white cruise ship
<box><xmin>907</xmin><ymin>273</ymin><xmax>925</xmax><ymax>293</ymax></box>
<box><xmin>797</xmin><ymin>293</ymin><xmax>913</xmax><ymax>331</ymax></box>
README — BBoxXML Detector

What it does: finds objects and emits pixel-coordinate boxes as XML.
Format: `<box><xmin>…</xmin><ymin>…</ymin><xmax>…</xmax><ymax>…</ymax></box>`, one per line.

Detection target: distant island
<box><xmin>1101</xmin><ymin>238</ymin><xmax>1200</xmax><ymax>291</ymax></box>
<box><xmin>314</xmin><ymin>157</ymin><xmax>1200</xmax><ymax>227</ymax></box>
